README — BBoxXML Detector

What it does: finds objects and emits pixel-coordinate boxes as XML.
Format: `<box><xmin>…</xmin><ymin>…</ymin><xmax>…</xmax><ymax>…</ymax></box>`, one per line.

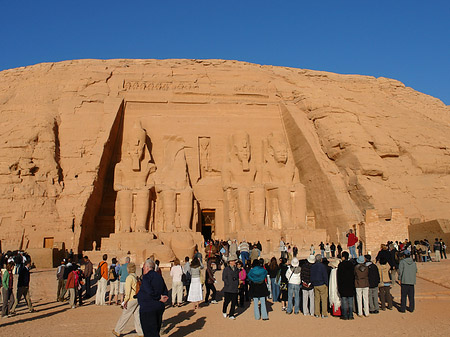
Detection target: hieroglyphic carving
<box><xmin>113</xmin><ymin>121</ymin><xmax>156</xmax><ymax>233</ymax></box>
<box><xmin>263</xmin><ymin>132</ymin><xmax>306</xmax><ymax>229</ymax></box>
<box><xmin>198</xmin><ymin>137</ymin><xmax>211</xmax><ymax>179</ymax></box>
<box><xmin>222</xmin><ymin>132</ymin><xmax>265</xmax><ymax>231</ymax></box>
<box><xmin>123</xmin><ymin>80</ymin><xmax>200</xmax><ymax>91</ymax></box>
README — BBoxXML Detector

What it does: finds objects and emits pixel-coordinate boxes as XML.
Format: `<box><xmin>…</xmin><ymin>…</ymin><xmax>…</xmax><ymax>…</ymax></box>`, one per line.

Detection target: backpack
<box><xmin>133</xmin><ymin>275</ymin><xmax>142</xmax><ymax>298</ymax></box>
<box><xmin>95</xmin><ymin>262</ymin><xmax>105</xmax><ymax>281</ymax></box>
<box><xmin>109</xmin><ymin>265</ymin><xmax>118</xmax><ymax>281</ymax></box>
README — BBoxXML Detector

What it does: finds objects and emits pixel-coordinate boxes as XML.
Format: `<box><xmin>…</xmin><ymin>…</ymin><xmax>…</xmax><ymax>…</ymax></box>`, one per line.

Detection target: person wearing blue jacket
<box><xmin>137</xmin><ymin>259</ymin><xmax>169</xmax><ymax>337</ymax></box>
<box><xmin>247</xmin><ymin>259</ymin><xmax>269</xmax><ymax>320</ymax></box>
<box><xmin>310</xmin><ymin>254</ymin><xmax>329</xmax><ymax>318</ymax></box>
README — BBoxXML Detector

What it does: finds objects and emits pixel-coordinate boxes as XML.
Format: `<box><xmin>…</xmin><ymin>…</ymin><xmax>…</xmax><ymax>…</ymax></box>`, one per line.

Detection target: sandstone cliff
<box><xmin>0</xmin><ymin>59</ymin><xmax>449</xmax><ymax>251</ymax></box>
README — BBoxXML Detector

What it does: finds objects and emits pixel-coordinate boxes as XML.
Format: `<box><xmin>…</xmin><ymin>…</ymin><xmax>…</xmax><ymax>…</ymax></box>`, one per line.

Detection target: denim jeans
<box><xmin>349</xmin><ymin>246</ymin><xmax>357</xmax><ymax>259</ymax></box>
<box><xmin>341</xmin><ymin>296</ymin><xmax>354</xmax><ymax>319</ymax></box>
<box><xmin>287</xmin><ymin>283</ymin><xmax>300</xmax><ymax>314</ymax></box>
<box><xmin>241</xmin><ymin>251</ymin><xmax>249</xmax><ymax>266</ymax></box>
<box><xmin>271</xmin><ymin>278</ymin><xmax>280</xmax><ymax>302</ymax></box>
<box><xmin>253</xmin><ymin>297</ymin><xmax>268</xmax><ymax>320</ymax></box>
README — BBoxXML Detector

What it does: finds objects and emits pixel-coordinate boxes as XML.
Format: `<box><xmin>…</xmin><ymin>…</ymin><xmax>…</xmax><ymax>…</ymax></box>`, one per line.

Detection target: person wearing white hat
<box><xmin>285</xmin><ymin>257</ymin><xmax>301</xmax><ymax>315</ymax></box>
<box><xmin>354</xmin><ymin>255</ymin><xmax>369</xmax><ymax>317</ymax></box>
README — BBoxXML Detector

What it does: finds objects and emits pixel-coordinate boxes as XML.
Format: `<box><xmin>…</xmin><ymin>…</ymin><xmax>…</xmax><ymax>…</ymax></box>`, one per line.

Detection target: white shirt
<box><xmin>170</xmin><ymin>265</ymin><xmax>183</xmax><ymax>283</ymax></box>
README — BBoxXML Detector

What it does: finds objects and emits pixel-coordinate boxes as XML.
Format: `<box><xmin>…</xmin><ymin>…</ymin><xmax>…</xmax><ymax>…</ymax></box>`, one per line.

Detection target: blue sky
<box><xmin>1</xmin><ymin>0</ymin><xmax>449</xmax><ymax>104</ymax></box>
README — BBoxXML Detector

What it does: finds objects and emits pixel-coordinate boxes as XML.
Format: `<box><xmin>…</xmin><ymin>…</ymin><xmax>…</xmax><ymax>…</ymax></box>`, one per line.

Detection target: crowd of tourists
<box><xmin>0</xmin><ymin>250</ymin><xmax>35</xmax><ymax>317</ymax></box>
<box><xmin>1</xmin><ymin>232</ymin><xmax>446</xmax><ymax>336</ymax></box>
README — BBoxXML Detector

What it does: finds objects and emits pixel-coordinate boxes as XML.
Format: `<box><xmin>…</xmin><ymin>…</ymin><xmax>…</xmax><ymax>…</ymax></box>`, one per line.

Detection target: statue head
<box><xmin>231</xmin><ymin>131</ymin><xmax>251</xmax><ymax>171</ymax></box>
<box><xmin>127</xmin><ymin>121</ymin><xmax>147</xmax><ymax>171</ymax></box>
<box><xmin>267</xmin><ymin>132</ymin><xmax>288</xmax><ymax>164</ymax></box>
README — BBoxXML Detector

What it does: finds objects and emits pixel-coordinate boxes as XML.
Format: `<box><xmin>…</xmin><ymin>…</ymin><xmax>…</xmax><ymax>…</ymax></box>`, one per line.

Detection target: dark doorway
<box><xmin>201</xmin><ymin>209</ymin><xmax>215</xmax><ymax>241</ymax></box>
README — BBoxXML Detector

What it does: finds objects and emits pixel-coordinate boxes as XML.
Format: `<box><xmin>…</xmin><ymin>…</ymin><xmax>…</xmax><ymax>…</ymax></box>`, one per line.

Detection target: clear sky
<box><xmin>1</xmin><ymin>0</ymin><xmax>449</xmax><ymax>104</ymax></box>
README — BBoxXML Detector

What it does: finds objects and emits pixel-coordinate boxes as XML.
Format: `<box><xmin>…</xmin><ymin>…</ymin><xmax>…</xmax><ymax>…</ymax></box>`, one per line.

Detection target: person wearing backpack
<box><xmin>95</xmin><ymin>254</ymin><xmax>108</xmax><ymax>305</ymax></box>
<box><xmin>109</xmin><ymin>258</ymin><xmax>120</xmax><ymax>305</ymax></box>
<box><xmin>56</xmin><ymin>259</ymin><xmax>66</xmax><ymax>302</ymax></box>
<box><xmin>285</xmin><ymin>257</ymin><xmax>301</xmax><ymax>315</ymax></box>
<box><xmin>112</xmin><ymin>262</ymin><xmax>144</xmax><ymax>337</ymax></box>
<box><xmin>248</xmin><ymin>259</ymin><xmax>269</xmax><ymax>320</ymax></box>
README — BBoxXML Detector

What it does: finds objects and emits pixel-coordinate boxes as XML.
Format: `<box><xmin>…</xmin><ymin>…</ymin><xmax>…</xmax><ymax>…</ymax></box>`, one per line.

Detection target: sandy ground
<box><xmin>2</xmin><ymin>259</ymin><xmax>450</xmax><ymax>337</ymax></box>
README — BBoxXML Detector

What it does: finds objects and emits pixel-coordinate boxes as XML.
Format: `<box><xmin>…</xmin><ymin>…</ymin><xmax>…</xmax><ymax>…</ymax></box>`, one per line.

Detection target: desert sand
<box><xmin>2</xmin><ymin>258</ymin><xmax>450</xmax><ymax>337</ymax></box>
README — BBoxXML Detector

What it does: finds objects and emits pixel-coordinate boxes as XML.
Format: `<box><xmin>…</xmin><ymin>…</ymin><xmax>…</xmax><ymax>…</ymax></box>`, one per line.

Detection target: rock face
<box><xmin>0</xmin><ymin>59</ymin><xmax>449</xmax><ymax>254</ymax></box>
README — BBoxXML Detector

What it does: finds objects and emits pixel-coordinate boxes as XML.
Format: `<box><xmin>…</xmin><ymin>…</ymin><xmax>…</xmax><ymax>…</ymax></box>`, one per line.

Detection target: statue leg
<box><xmin>293</xmin><ymin>184</ymin><xmax>307</xmax><ymax>228</ymax></box>
<box><xmin>277</xmin><ymin>187</ymin><xmax>292</xmax><ymax>229</ymax></box>
<box><xmin>117</xmin><ymin>190</ymin><xmax>132</xmax><ymax>232</ymax></box>
<box><xmin>135</xmin><ymin>190</ymin><xmax>150</xmax><ymax>232</ymax></box>
<box><xmin>252</xmin><ymin>187</ymin><xmax>265</xmax><ymax>229</ymax></box>
<box><xmin>178</xmin><ymin>189</ymin><xmax>193</xmax><ymax>231</ymax></box>
<box><xmin>161</xmin><ymin>190</ymin><xmax>176</xmax><ymax>232</ymax></box>
<box><xmin>236</xmin><ymin>188</ymin><xmax>250</xmax><ymax>230</ymax></box>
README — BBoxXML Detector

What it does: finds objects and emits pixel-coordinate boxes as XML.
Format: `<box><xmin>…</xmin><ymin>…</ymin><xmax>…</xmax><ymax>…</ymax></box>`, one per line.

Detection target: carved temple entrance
<box><xmin>201</xmin><ymin>209</ymin><xmax>215</xmax><ymax>241</ymax></box>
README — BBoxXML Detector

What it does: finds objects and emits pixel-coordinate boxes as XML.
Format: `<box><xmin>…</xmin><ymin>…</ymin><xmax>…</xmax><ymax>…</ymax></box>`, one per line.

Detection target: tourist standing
<box><xmin>330</xmin><ymin>243</ymin><xmax>336</xmax><ymax>258</ymax></box>
<box><xmin>439</xmin><ymin>239</ymin><xmax>447</xmax><ymax>259</ymax></box>
<box><xmin>354</xmin><ymin>255</ymin><xmax>369</xmax><ymax>317</ymax></box>
<box><xmin>248</xmin><ymin>259</ymin><xmax>269</xmax><ymax>320</ymax></box>
<box><xmin>278</xmin><ymin>257</ymin><xmax>289</xmax><ymax>311</ymax></box>
<box><xmin>222</xmin><ymin>254</ymin><xmax>239</xmax><ymax>319</ymax></box>
<box><xmin>108</xmin><ymin>258</ymin><xmax>120</xmax><ymax>305</ymax></box>
<box><xmin>95</xmin><ymin>254</ymin><xmax>108</xmax><ymax>305</ymax></box>
<box><xmin>328</xmin><ymin>259</ymin><xmax>341</xmax><ymax>316</ymax></box>
<box><xmin>398</xmin><ymin>250</ymin><xmax>417</xmax><ymax>313</ymax></box>
<box><xmin>238</xmin><ymin>240</ymin><xmax>250</xmax><ymax>266</ymax></box>
<box><xmin>187</xmin><ymin>257</ymin><xmax>203</xmax><ymax>310</ymax></box>
<box><xmin>301</xmin><ymin>255</ymin><xmax>315</xmax><ymax>316</ymax></box>
<box><xmin>365</xmin><ymin>255</ymin><xmax>380</xmax><ymax>314</ymax></box>
<box><xmin>337</xmin><ymin>243</ymin><xmax>343</xmax><ymax>259</ymax></box>
<box><xmin>204</xmin><ymin>258</ymin><xmax>218</xmax><ymax>304</ymax></box>
<box><xmin>65</xmin><ymin>265</ymin><xmax>77</xmax><ymax>309</ymax></box>
<box><xmin>325</xmin><ymin>243</ymin><xmax>331</xmax><ymax>259</ymax></box>
<box><xmin>267</xmin><ymin>257</ymin><xmax>280</xmax><ymax>302</ymax></box>
<box><xmin>112</xmin><ymin>262</ymin><xmax>143</xmax><ymax>337</ymax></box>
<box><xmin>118</xmin><ymin>257</ymin><xmax>130</xmax><ymax>304</ymax></box>
<box><xmin>311</xmin><ymin>254</ymin><xmax>329</xmax><ymax>318</ymax></box>
<box><xmin>433</xmin><ymin>238</ymin><xmax>441</xmax><ymax>262</ymax></box>
<box><xmin>337</xmin><ymin>252</ymin><xmax>355</xmax><ymax>320</ymax></box>
<box><xmin>170</xmin><ymin>258</ymin><xmax>184</xmax><ymax>307</ymax></box>
<box><xmin>319</xmin><ymin>242</ymin><xmax>325</xmax><ymax>258</ymax></box>
<box><xmin>11</xmin><ymin>260</ymin><xmax>35</xmax><ymax>314</ymax></box>
<box><xmin>137</xmin><ymin>259</ymin><xmax>169</xmax><ymax>337</ymax></box>
<box><xmin>182</xmin><ymin>257</ymin><xmax>191</xmax><ymax>300</ymax></box>
<box><xmin>83</xmin><ymin>256</ymin><xmax>93</xmax><ymax>299</ymax></box>
<box><xmin>237</xmin><ymin>260</ymin><xmax>246</xmax><ymax>307</ymax></box>
<box><xmin>377</xmin><ymin>257</ymin><xmax>393</xmax><ymax>310</ymax></box>
<box><xmin>285</xmin><ymin>257</ymin><xmax>301</xmax><ymax>315</ymax></box>
<box><xmin>346</xmin><ymin>229</ymin><xmax>358</xmax><ymax>259</ymax></box>
<box><xmin>2</xmin><ymin>262</ymin><xmax>15</xmax><ymax>317</ymax></box>
<box><xmin>56</xmin><ymin>259</ymin><xmax>66</xmax><ymax>301</ymax></box>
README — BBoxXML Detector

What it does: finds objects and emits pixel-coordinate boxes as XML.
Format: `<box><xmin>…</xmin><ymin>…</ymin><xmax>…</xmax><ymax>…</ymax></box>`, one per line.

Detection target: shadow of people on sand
<box><xmin>161</xmin><ymin>309</ymin><xmax>197</xmax><ymax>335</ymax></box>
<box><xmin>167</xmin><ymin>316</ymin><xmax>206</xmax><ymax>337</ymax></box>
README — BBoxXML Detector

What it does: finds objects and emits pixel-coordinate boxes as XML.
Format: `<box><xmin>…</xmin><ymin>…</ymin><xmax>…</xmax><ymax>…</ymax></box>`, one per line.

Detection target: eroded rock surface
<box><xmin>0</xmin><ymin>59</ymin><xmax>449</xmax><ymax>253</ymax></box>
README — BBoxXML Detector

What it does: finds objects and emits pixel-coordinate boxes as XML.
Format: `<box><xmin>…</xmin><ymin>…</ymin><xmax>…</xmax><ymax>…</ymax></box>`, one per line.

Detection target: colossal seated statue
<box><xmin>113</xmin><ymin>122</ymin><xmax>155</xmax><ymax>233</ymax></box>
<box><xmin>155</xmin><ymin>136</ymin><xmax>193</xmax><ymax>232</ymax></box>
<box><xmin>263</xmin><ymin>132</ymin><xmax>306</xmax><ymax>229</ymax></box>
<box><xmin>222</xmin><ymin>131</ymin><xmax>265</xmax><ymax>231</ymax></box>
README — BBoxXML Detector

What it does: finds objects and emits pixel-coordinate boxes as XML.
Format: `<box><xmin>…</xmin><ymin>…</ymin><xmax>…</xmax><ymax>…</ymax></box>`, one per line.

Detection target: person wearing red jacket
<box><xmin>347</xmin><ymin>229</ymin><xmax>358</xmax><ymax>259</ymax></box>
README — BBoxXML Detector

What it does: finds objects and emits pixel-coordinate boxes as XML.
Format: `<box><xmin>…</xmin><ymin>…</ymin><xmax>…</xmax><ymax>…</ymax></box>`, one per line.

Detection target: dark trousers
<box><xmin>84</xmin><ymin>276</ymin><xmax>91</xmax><ymax>298</ymax></box>
<box><xmin>379</xmin><ymin>285</ymin><xmax>393</xmax><ymax>310</ymax></box>
<box><xmin>223</xmin><ymin>292</ymin><xmax>238</xmax><ymax>317</ymax></box>
<box><xmin>140</xmin><ymin>309</ymin><xmax>164</xmax><ymax>337</ymax></box>
<box><xmin>238</xmin><ymin>285</ymin><xmax>245</xmax><ymax>307</ymax></box>
<box><xmin>205</xmin><ymin>283</ymin><xmax>216</xmax><ymax>302</ymax></box>
<box><xmin>400</xmin><ymin>284</ymin><xmax>415</xmax><ymax>312</ymax></box>
<box><xmin>441</xmin><ymin>249</ymin><xmax>447</xmax><ymax>259</ymax></box>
